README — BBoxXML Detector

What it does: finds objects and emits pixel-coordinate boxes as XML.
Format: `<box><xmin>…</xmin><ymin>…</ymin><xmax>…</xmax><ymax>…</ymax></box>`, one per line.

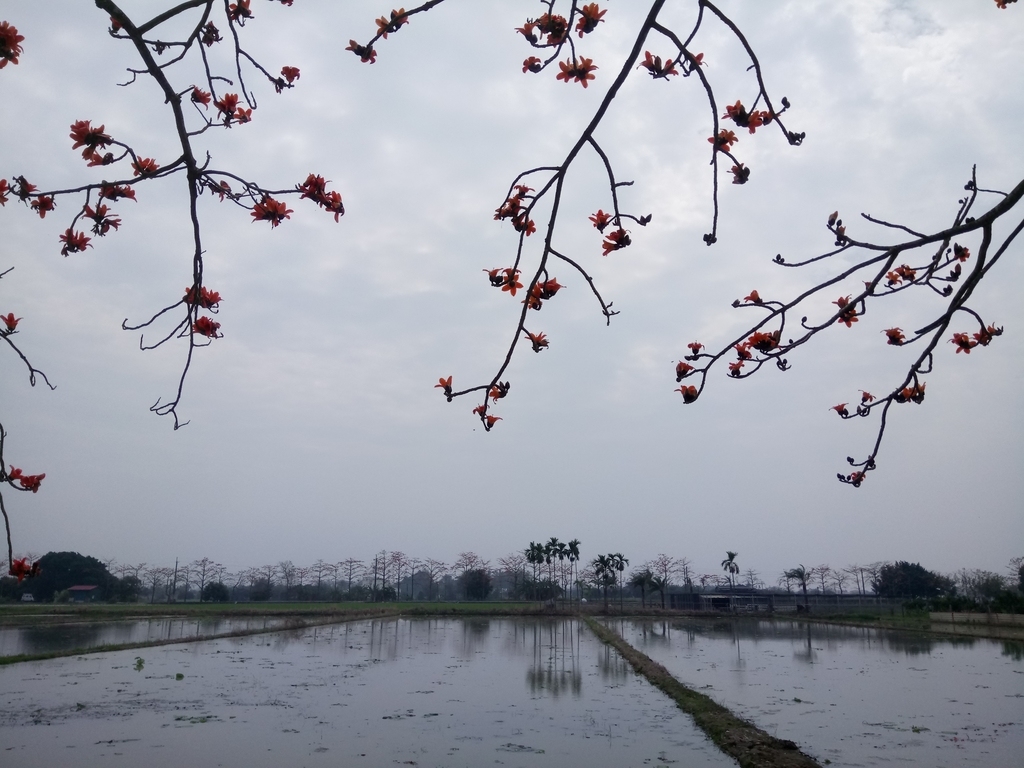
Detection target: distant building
<box><xmin>68</xmin><ymin>585</ymin><xmax>100</xmax><ymax>603</ymax></box>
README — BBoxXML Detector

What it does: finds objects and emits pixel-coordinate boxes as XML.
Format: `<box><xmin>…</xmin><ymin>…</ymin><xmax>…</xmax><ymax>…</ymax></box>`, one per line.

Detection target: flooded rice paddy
<box><xmin>0</xmin><ymin>618</ymin><xmax>734</xmax><ymax>767</ymax></box>
<box><xmin>607</xmin><ymin>617</ymin><xmax>1024</xmax><ymax>767</ymax></box>
<box><xmin>0</xmin><ymin>616</ymin><xmax>290</xmax><ymax>657</ymax></box>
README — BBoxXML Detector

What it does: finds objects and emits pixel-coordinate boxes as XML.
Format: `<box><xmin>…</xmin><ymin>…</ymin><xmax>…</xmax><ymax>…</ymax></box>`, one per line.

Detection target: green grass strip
<box><xmin>584</xmin><ymin>616</ymin><xmax>823</xmax><ymax>768</ymax></box>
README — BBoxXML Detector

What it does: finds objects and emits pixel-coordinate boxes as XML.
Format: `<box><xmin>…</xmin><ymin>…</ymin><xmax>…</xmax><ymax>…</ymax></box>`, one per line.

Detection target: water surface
<box><xmin>608</xmin><ymin>617</ymin><xmax>1024</xmax><ymax>767</ymax></box>
<box><xmin>0</xmin><ymin>618</ymin><xmax>734</xmax><ymax>767</ymax></box>
<box><xmin>0</xmin><ymin>616</ymin><xmax>289</xmax><ymax>657</ymax></box>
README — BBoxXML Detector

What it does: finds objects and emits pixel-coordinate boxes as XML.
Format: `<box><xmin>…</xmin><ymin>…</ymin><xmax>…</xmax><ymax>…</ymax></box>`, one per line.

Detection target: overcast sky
<box><xmin>1</xmin><ymin>1</ymin><xmax>1021</xmax><ymax>582</ymax></box>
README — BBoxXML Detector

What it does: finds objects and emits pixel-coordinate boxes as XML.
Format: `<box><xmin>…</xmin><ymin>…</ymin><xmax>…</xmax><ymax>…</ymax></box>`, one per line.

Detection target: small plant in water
<box><xmin>133</xmin><ymin>656</ymin><xmax>145</xmax><ymax>672</ymax></box>
<box><xmin>175</xmin><ymin>673</ymin><xmax>184</xmax><ymax>681</ymax></box>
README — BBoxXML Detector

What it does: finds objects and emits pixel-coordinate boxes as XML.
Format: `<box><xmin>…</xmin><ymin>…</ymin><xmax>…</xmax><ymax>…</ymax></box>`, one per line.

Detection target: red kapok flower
<box><xmin>675</xmin><ymin>361</ymin><xmax>694</xmax><ymax>381</ymax></box>
<box><xmin>639</xmin><ymin>50</ymin><xmax>678</xmax><ymax>78</ymax></box>
<box><xmin>500</xmin><ymin>268</ymin><xmax>523</xmax><ymax>296</ymax></box>
<box><xmin>883</xmin><ymin>327</ymin><xmax>905</xmax><ymax>346</ymax></box>
<box><xmin>556</xmin><ymin>57</ymin><xmax>597</xmax><ymax>88</ymax></box>
<box><xmin>84</xmin><ymin>203</ymin><xmax>121</xmax><ymax>236</ymax></box>
<box><xmin>8</xmin><ymin>467</ymin><xmax>45</xmax><ymax>493</ymax></box>
<box><xmin>833</xmin><ymin>295</ymin><xmax>858</xmax><ymax>327</ymax></box>
<box><xmin>676</xmin><ymin>385</ymin><xmax>698</xmax><ymax>403</ymax></box>
<box><xmin>132</xmin><ymin>157</ymin><xmax>160</xmax><ymax>176</ymax></box>
<box><xmin>191</xmin><ymin>87</ymin><xmax>211</xmax><ymax>108</ymax></box>
<box><xmin>523</xmin><ymin>56</ymin><xmax>542</xmax><ymax>73</ymax></box>
<box><xmin>59</xmin><ymin>229</ymin><xmax>91</xmax><ymax>256</ymax></box>
<box><xmin>375</xmin><ymin>8</ymin><xmax>408</xmax><ymax>38</ymax></box>
<box><xmin>100</xmin><ymin>183</ymin><xmax>136</xmax><ymax>202</ymax></box>
<box><xmin>576</xmin><ymin>3</ymin><xmax>606</xmax><ymax>36</ymax></box>
<box><xmin>9</xmin><ymin>557</ymin><xmax>41</xmax><ymax>582</ymax></box>
<box><xmin>589</xmin><ymin>209</ymin><xmax>612</xmax><ymax>231</ymax></box>
<box><xmin>730</xmin><ymin>163</ymin><xmax>750</xmax><ymax>184</ymax></box>
<box><xmin>832</xmin><ymin>403</ymin><xmax>849</xmax><ymax>417</ymax></box>
<box><xmin>485</xmin><ymin>414</ymin><xmax>502</xmax><ymax>429</ymax></box>
<box><xmin>536</xmin><ymin>13</ymin><xmax>568</xmax><ymax>44</ymax></box>
<box><xmin>950</xmin><ymin>332</ymin><xmax>977</xmax><ymax>354</ymax></box>
<box><xmin>280</xmin><ymin>66</ymin><xmax>300</xmax><ymax>83</ymax></box>
<box><xmin>601</xmin><ymin>228</ymin><xmax>630</xmax><ymax>256</ymax></box>
<box><xmin>687</xmin><ymin>341</ymin><xmax>704</xmax><ymax>356</ymax></box>
<box><xmin>708</xmin><ymin>129</ymin><xmax>738</xmax><ymax>153</ymax></box>
<box><xmin>743</xmin><ymin>290</ymin><xmax>762</xmax><ymax>304</ymax></box>
<box><xmin>251</xmin><ymin>195</ymin><xmax>293</xmax><ymax>227</ymax></box>
<box><xmin>30</xmin><ymin>195</ymin><xmax>55</xmax><ymax>218</ymax></box>
<box><xmin>435</xmin><ymin>375</ymin><xmax>453</xmax><ymax>395</ymax></box>
<box><xmin>0</xmin><ymin>21</ymin><xmax>25</xmax><ymax>69</ymax></box>
<box><xmin>69</xmin><ymin>120</ymin><xmax>112</xmax><ymax>159</ymax></box>
<box><xmin>1</xmin><ymin>312</ymin><xmax>20</xmax><ymax>332</ymax></box>
<box><xmin>524</xmin><ymin>330</ymin><xmax>548</xmax><ymax>352</ymax></box>
<box><xmin>346</xmin><ymin>40</ymin><xmax>377</xmax><ymax>64</ymax></box>
<box><xmin>193</xmin><ymin>316</ymin><xmax>221</xmax><ymax>338</ymax></box>
<box><xmin>184</xmin><ymin>286</ymin><xmax>222</xmax><ymax>309</ymax></box>
<box><xmin>201</xmin><ymin>22</ymin><xmax>222</xmax><ymax>46</ymax></box>
<box><xmin>0</xmin><ymin>178</ymin><xmax>9</xmax><ymax>206</ymax></box>
<box><xmin>228</xmin><ymin>0</ymin><xmax>252</xmax><ymax>23</ymax></box>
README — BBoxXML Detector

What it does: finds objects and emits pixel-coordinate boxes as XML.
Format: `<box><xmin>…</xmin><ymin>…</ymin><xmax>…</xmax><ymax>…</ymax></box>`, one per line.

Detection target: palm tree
<box><xmin>784</xmin><ymin>564</ymin><xmax>810</xmax><ymax>609</ymax></box>
<box><xmin>592</xmin><ymin>554</ymin><xmax>615</xmax><ymax>611</ymax></box>
<box><xmin>721</xmin><ymin>551</ymin><xmax>739</xmax><ymax>590</ymax></box>
<box><xmin>612</xmin><ymin>553</ymin><xmax>629</xmax><ymax>611</ymax></box>
<box><xmin>629</xmin><ymin>569</ymin><xmax>654</xmax><ymax>609</ymax></box>
<box><xmin>567</xmin><ymin>539</ymin><xmax>581</xmax><ymax>610</ymax></box>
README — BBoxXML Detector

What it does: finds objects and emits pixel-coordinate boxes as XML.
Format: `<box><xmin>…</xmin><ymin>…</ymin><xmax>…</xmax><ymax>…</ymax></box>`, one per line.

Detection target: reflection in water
<box><xmin>525</xmin><ymin>619</ymin><xmax>582</xmax><ymax>697</ymax></box>
<box><xmin>0</xmin><ymin>617</ymin><xmax>289</xmax><ymax>657</ymax></box>
<box><xmin>0</xmin><ymin>618</ymin><xmax>737</xmax><ymax>768</ymax></box>
<box><xmin>613</xmin><ymin>616</ymin><xmax>1024</xmax><ymax>768</ymax></box>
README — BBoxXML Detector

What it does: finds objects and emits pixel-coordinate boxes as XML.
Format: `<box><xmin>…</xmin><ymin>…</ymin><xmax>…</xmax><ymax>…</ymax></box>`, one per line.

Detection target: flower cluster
<box><xmin>69</xmin><ymin>120</ymin><xmax>113</xmax><ymax>164</ymax></box>
<box><xmin>59</xmin><ymin>229</ymin><xmax>91</xmax><ymax>256</ymax></box>
<box><xmin>7</xmin><ymin>466</ymin><xmax>45</xmax><ymax>493</ymax></box>
<box><xmin>213</xmin><ymin>93</ymin><xmax>251</xmax><ymax>125</ymax></box>
<box><xmin>894</xmin><ymin>382</ymin><xmax>926</xmax><ymax>404</ymax></box>
<box><xmin>228</xmin><ymin>0</ymin><xmax>253</xmax><ymax>24</ymax></box>
<box><xmin>708</xmin><ymin>129</ymin><xmax>738</xmax><ymax>153</ymax></box>
<box><xmin>251</xmin><ymin>195</ymin><xmax>293</xmax><ymax>227</ymax></box>
<box><xmin>183</xmin><ymin>285</ymin><xmax>222</xmax><ymax>310</ymax></box>
<box><xmin>132</xmin><ymin>157</ymin><xmax>160</xmax><ymax>177</ymax></box>
<box><xmin>951</xmin><ymin>324</ymin><xmax>1001</xmax><ymax>353</ymax></box>
<box><xmin>883</xmin><ymin>327</ymin><xmax>905</xmax><ymax>346</ymax></box>
<box><xmin>84</xmin><ymin>203</ymin><xmax>121</xmax><ymax>236</ymax></box>
<box><xmin>9</xmin><ymin>557</ymin><xmax>41</xmax><ymax>583</ymax></box>
<box><xmin>0</xmin><ymin>20</ymin><xmax>24</xmax><ymax>69</ymax></box>
<box><xmin>833</xmin><ymin>295</ymin><xmax>858</xmax><ymax>327</ymax></box>
<box><xmin>201</xmin><ymin>22</ymin><xmax>222</xmax><ymax>47</ymax></box>
<box><xmin>524</xmin><ymin>330</ymin><xmax>548</xmax><ymax>352</ymax></box>
<box><xmin>346</xmin><ymin>40</ymin><xmax>377</xmax><ymax>64</ymax></box>
<box><xmin>517</xmin><ymin>14</ymin><xmax>568</xmax><ymax>46</ymax></box>
<box><xmin>639</xmin><ymin>51</ymin><xmax>678</xmax><ymax>79</ymax></box>
<box><xmin>522</xmin><ymin>278</ymin><xmax>563</xmax><ymax>310</ymax></box>
<box><xmin>885</xmin><ymin>264</ymin><xmax>917</xmax><ymax>287</ymax></box>
<box><xmin>484</xmin><ymin>267</ymin><xmax>523</xmax><ymax>296</ymax></box>
<box><xmin>276</xmin><ymin>66</ymin><xmax>300</xmax><ymax>93</ymax></box>
<box><xmin>556</xmin><ymin>57</ymin><xmax>598</xmax><ymax>88</ymax></box>
<box><xmin>723</xmin><ymin>101</ymin><xmax>772</xmax><ymax>134</ymax></box>
<box><xmin>375</xmin><ymin>8</ymin><xmax>408</xmax><ymax>39</ymax></box>
<box><xmin>494</xmin><ymin>185</ymin><xmax>535</xmax><ymax>235</ymax></box>
<box><xmin>193</xmin><ymin>316</ymin><xmax>221</xmax><ymax>338</ymax></box>
<box><xmin>601</xmin><ymin>228</ymin><xmax>630</xmax><ymax>256</ymax></box>
<box><xmin>297</xmin><ymin>174</ymin><xmax>345</xmax><ymax>221</ymax></box>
